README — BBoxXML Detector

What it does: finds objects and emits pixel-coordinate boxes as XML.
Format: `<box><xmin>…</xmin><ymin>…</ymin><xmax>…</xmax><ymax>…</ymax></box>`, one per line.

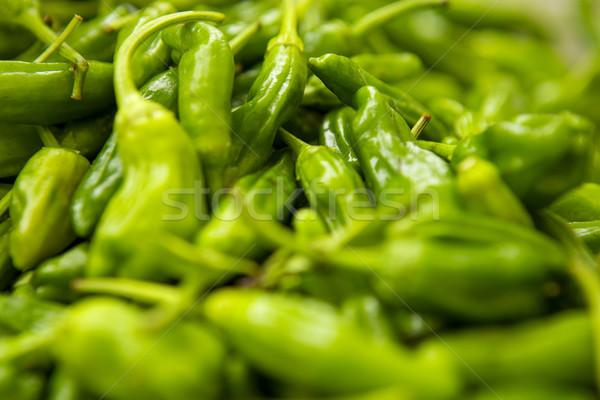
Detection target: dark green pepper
<box><xmin>318</xmin><ymin>107</ymin><xmax>359</xmax><ymax>170</ymax></box>
<box><xmin>0</xmin><ymin>122</ymin><xmax>42</xmax><ymax>178</ymax></box>
<box><xmin>226</xmin><ymin>0</ymin><xmax>307</xmax><ymax>183</ymax></box>
<box><xmin>0</xmin><ymin>61</ymin><xmax>114</xmax><ymax>125</ymax></box>
<box><xmin>139</xmin><ymin>67</ymin><xmax>179</xmax><ymax>113</ymax></box>
<box><xmin>10</xmin><ymin>147</ymin><xmax>90</xmax><ymax>270</ymax></box>
<box><xmin>308</xmin><ymin>53</ymin><xmax>449</xmax><ymax>141</ymax></box>
<box><xmin>54</xmin><ymin>112</ymin><xmax>114</xmax><ymax>160</ymax></box>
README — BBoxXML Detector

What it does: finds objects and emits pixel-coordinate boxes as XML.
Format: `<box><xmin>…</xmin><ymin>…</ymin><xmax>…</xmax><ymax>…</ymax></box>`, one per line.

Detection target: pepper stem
<box><xmin>72</xmin><ymin>278</ymin><xmax>183</xmax><ymax>305</ymax></box>
<box><xmin>34</xmin><ymin>14</ymin><xmax>82</xmax><ymax>63</ymax></box>
<box><xmin>410</xmin><ymin>113</ymin><xmax>432</xmax><ymax>139</ymax></box>
<box><xmin>114</xmin><ymin>11</ymin><xmax>226</xmax><ymax>108</ymax></box>
<box><xmin>0</xmin><ymin>190</ymin><xmax>12</xmax><ymax>217</ymax></box>
<box><xmin>36</xmin><ymin>126</ymin><xmax>61</xmax><ymax>148</ymax></box>
<box><xmin>352</xmin><ymin>0</ymin><xmax>448</xmax><ymax>36</ymax></box>
<box><xmin>278</xmin><ymin>128</ymin><xmax>308</xmax><ymax>157</ymax></box>
<box><xmin>229</xmin><ymin>21</ymin><xmax>261</xmax><ymax>56</ymax></box>
<box><xmin>19</xmin><ymin>9</ymin><xmax>89</xmax><ymax>100</ymax></box>
<box><xmin>267</xmin><ymin>0</ymin><xmax>303</xmax><ymax>51</ymax></box>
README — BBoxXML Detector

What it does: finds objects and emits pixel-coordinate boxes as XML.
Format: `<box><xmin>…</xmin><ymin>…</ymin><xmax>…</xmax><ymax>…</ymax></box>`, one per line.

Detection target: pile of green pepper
<box><xmin>1</xmin><ymin>0</ymin><xmax>600</xmax><ymax>399</ymax></box>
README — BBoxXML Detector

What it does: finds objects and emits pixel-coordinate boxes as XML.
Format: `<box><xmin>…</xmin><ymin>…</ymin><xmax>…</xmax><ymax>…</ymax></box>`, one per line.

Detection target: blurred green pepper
<box><xmin>452</xmin><ymin>112</ymin><xmax>595</xmax><ymax>208</ymax></box>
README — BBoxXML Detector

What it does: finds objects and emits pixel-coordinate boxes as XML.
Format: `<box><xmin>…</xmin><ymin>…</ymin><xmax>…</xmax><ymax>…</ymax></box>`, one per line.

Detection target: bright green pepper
<box><xmin>550</xmin><ymin>183</ymin><xmax>600</xmax><ymax>222</ymax></box>
<box><xmin>205</xmin><ymin>289</ymin><xmax>461</xmax><ymax>397</ymax></box>
<box><xmin>89</xmin><ymin>11</ymin><xmax>225</xmax><ymax>278</ymax></box>
<box><xmin>226</xmin><ymin>0</ymin><xmax>307</xmax><ymax>183</ymax></box>
<box><xmin>0</xmin><ymin>293</ymin><xmax>64</xmax><ymax>334</ymax></box>
<box><xmin>168</xmin><ymin>21</ymin><xmax>235</xmax><ymax>193</ymax></box>
<box><xmin>139</xmin><ymin>67</ymin><xmax>179</xmax><ymax>114</ymax></box>
<box><xmin>54</xmin><ymin>297</ymin><xmax>225</xmax><ymax>400</ymax></box>
<box><xmin>30</xmin><ymin>243</ymin><xmax>88</xmax><ymax>290</ymax></box>
<box><xmin>452</xmin><ymin>112</ymin><xmax>595</xmax><ymax>208</ymax></box>
<box><xmin>10</xmin><ymin>147</ymin><xmax>90</xmax><ymax>270</ymax></box>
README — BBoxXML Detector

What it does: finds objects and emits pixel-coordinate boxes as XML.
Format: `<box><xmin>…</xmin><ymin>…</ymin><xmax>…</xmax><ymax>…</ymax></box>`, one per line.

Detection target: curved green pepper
<box><xmin>205</xmin><ymin>289</ymin><xmax>461</xmax><ymax>397</ymax></box>
<box><xmin>10</xmin><ymin>147</ymin><xmax>90</xmax><ymax>270</ymax></box>
<box><xmin>88</xmin><ymin>11</ymin><xmax>225</xmax><ymax>278</ymax></box>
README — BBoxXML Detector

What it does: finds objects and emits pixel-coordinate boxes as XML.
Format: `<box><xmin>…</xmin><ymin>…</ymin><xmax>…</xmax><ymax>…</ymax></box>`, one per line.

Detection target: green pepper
<box><xmin>70</xmin><ymin>132</ymin><xmax>122</xmax><ymax>238</ymax></box>
<box><xmin>88</xmin><ymin>11</ymin><xmax>225</xmax><ymax>279</ymax></box>
<box><xmin>302</xmin><ymin>0</ymin><xmax>447</xmax><ymax>58</ymax></box>
<box><xmin>0</xmin><ymin>220</ymin><xmax>17</xmax><ymax>291</ymax></box>
<box><xmin>0</xmin><ymin>0</ymin><xmax>89</xmax><ymax>99</ymax></box>
<box><xmin>30</xmin><ymin>243</ymin><xmax>88</xmax><ymax>290</ymax></box>
<box><xmin>452</xmin><ymin>112</ymin><xmax>595</xmax><ymax>208</ymax></box>
<box><xmin>0</xmin><ymin>24</ymin><xmax>34</xmax><ymax>59</ymax></box>
<box><xmin>205</xmin><ymin>289</ymin><xmax>461</xmax><ymax>397</ymax></box>
<box><xmin>54</xmin><ymin>297</ymin><xmax>225</xmax><ymax>400</ymax></box>
<box><xmin>10</xmin><ymin>147</ymin><xmax>90</xmax><ymax>270</ymax></box>
<box><xmin>456</xmin><ymin>156</ymin><xmax>533</xmax><ymax>227</ymax></box>
<box><xmin>169</xmin><ymin>21</ymin><xmax>235</xmax><ymax>193</ymax></box>
<box><xmin>139</xmin><ymin>67</ymin><xmax>179</xmax><ymax>114</ymax></box>
<box><xmin>351</xmin><ymin>53</ymin><xmax>424</xmax><ymax>83</ymax></box>
<box><xmin>550</xmin><ymin>183</ymin><xmax>600</xmax><ymax>222</ymax></box>
<box><xmin>318</xmin><ymin>107</ymin><xmax>359</xmax><ymax>170</ymax></box>
<box><xmin>466</xmin><ymin>383</ymin><xmax>596</xmax><ymax>400</ymax></box>
<box><xmin>0</xmin><ymin>365</ymin><xmax>45</xmax><ymax>400</ymax></box>
<box><xmin>308</xmin><ymin>53</ymin><xmax>449</xmax><ymax>141</ymax></box>
<box><xmin>351</xmin><ymin>86</ymin><xmax>459</xmax><ymax>219</ymax></box>
<box><xmin>429</xmin><ymin>311</ymin><xmax>594</xmax><ymax>386</ymax></box>
<box><xmin>280</xmin><ymin>129</ymin><xmax>369</xmax><ymax>232</ymax></box>
<box><xmin>0</xmin><ymin>293</ymin><xmax>65</xmax><ymax>334</ymax></box>
<box><xmin>0</xmin><ymin>61</ymin><xmax>114</xmax><ymax>125</ymax></box>
<box><xmin>195</xmin><ymin>151</ymin><xmax>297</xmax><ymax>260</ymax></box>
<box><xmin>321</xmin><ymin>214</ymin><xmax>567</xmax><ymax>321</ymax></box>
<box><xmin>226</xmin><ymin>0</ymin><xmax>307</xmax><ymax>183</ymax></box>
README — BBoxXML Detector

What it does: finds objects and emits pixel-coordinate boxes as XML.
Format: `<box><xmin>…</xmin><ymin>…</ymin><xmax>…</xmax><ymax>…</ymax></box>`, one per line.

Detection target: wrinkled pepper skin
<box><xmin>226</xmin><ymin>0</ymin><xmax>307</xmax><ymax>183</ymax></box>
<box><xmin>205</xmin><ymin>289</ymin><xmax>461</xmax><ymax>398</ymax></box>
<box><xmin>452</xmin><ymin>112</ymin><xmax>594</xmax><ymax>208</ymax></box>
<box><xmin>319</xmin><ymin>107</ymin><xmax>360</xmax><ymax>170</ymax></box>
<box><xmin>71</xmin><ymin>132</ymin><xmax>122</xmax><ymax>238</ymax></box>
<box><xmin>308</xmin><ymin>53</ymin><xmax>448</xmax><ymax>141</ymax></box>
<box><xmin>54</xmin><ymin>298</ymin><xmax>225</xmax><ymax>400</ymax></box>
<box><xmin>0</xmin><ymin>61</ymin><xmax>114</xmax><ymax>125</ymax></box>
<box><xmin>351</xmin><ymin>86</ymin><xmax>458</xmax><ymax>218</ymax></box>
<box><xmin>176</xmin><ymin>22</ymin><xmax>235</xmax><ymax>193</ymax></box>
<box><xmin>196</xmin><ymin>151</ymin><xmax>297</xmax><ymax>260</ymax></box>
<box><xmin>10</xmin><ymin>148</ymin><xmax>90</xmax><ymax>270</ymax></box>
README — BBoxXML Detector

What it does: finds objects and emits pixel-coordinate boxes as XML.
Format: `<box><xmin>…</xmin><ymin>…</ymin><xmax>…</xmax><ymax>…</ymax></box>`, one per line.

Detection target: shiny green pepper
<box><xmin>319</xmin><ymin>107</ymin><xmax>360</xmax><ymax>170</ymax></box>
<box><xmin>10</xmin><ymin>147</ymin><xmax>90</xmax><ymax>270</ymax></box>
